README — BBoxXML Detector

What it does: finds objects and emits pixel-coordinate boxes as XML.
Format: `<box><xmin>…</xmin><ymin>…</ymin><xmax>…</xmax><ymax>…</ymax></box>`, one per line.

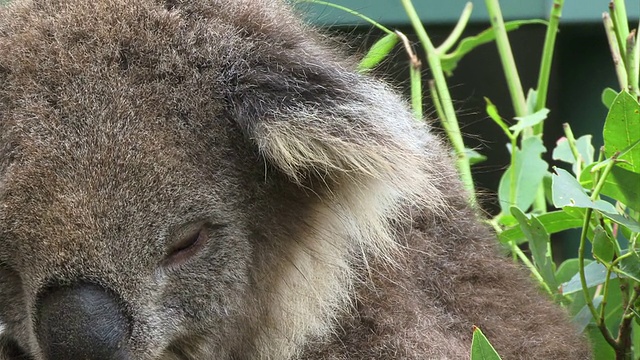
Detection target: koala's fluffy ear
<box><xmin>227</xmin><ymin>46</ymin><xmax>447</xmax><ymax>205</ymax></box>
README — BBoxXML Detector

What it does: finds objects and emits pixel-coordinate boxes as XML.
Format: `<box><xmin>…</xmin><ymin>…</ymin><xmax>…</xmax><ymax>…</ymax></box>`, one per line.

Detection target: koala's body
<box><xmin>0</xmin><ymin>0</ymin><xmax>590</xmax><ymax>359</ymax></box>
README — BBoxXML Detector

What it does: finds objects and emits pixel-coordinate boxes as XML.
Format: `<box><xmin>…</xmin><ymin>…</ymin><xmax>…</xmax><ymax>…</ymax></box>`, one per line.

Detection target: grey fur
<box><xmin>0</xmin><ymin>0</ymin><xmax>590</xmax><ymax>359</ymax></box>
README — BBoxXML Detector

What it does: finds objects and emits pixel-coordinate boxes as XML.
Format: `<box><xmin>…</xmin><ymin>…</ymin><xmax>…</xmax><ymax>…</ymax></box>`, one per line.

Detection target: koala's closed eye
<box><xmin>163</xmin><ymin>223</ymin><xmax>219</xmax><ymax>267</ymax></box>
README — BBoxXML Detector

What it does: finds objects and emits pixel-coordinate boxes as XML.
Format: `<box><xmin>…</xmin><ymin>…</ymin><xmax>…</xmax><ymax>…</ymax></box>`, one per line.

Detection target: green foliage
<box><xmin>440</xmin><ymin>20</ymin><xmax>546</xmax><ymax>76</ymax></box>
<box><xmin>603</xmin><ymin>91</ymin><xmax>640</xmax><ymax>173</ymax></box>
<box><xmin>357</xmin><ymin>33</ymin><xmax>399</xmax><ymax>72</ymax></box>
<box><xmin>470</xmin><ymin>326</ymin><xmax>502</xmax><ymax>360</ymax></box>
<box><xmin>326</xmin><ymin>0</ymin><xmax>640</xmax><ymax>358</ymax></box>
<box><xmin>414</xmin><ymin>0</ymin><xmax>640</xmax><ymax>358</ymax></box>
<box><xmin>497</xmin><ymin>137</ymin><xmax>547</xmax><ymax>213</ymax></box>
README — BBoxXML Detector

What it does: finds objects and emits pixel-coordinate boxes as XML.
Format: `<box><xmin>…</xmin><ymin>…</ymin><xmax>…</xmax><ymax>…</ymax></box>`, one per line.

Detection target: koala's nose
<box><xmin>35</xmin><ymin>282</ymin><xmax>131</xmax><ymax>360</ymax></box>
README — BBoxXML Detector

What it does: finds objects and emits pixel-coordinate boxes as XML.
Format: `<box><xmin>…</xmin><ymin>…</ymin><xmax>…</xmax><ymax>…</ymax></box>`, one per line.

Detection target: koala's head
<box><xmin>0</xmin><ymin>0</ymin><xmax>448</xmax><ymax>359</ymax></box>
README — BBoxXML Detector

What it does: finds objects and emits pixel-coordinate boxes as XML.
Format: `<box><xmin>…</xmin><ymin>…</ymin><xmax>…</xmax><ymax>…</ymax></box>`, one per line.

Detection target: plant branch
<box><xmin>604</xmin><ymin>12</ymin><xmax>629</xmax><ymax>90</ymax></box>
<box><xmin>400</xmin><ymin>0</ymin><xmax>476</xmax><ymax>201</ymax></box>
<box><xmin>298</xmin><ymin>0</ymin><xmax>393</xmax><ymax>34</ymax></box>
<box><xmin>533</xmin><ymin>0</ymin><xmax>564</xmax><ymax>133</ymax></box>
<box><xmin>484</xmin><ymin>0</ymin><xmax>527</xmax><ymax>118</ymax></box>
<box><xmin>562</xmin><ymin>123</ymin><xmax>583</xmax><ymax>178</ymax></box>
<box><xmin>436</xmin><ymin>2</ymin><xmax>473</xmax><ymax>55</ymax></box>
<box><xmin>397</xmin><ymin>31</ymin><xmax>424</xmax><ymax>120</ymax></box>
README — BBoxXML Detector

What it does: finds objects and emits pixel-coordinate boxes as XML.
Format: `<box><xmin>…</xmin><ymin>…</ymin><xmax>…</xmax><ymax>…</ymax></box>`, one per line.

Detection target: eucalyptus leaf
<box><xmin>603</xmin><ymin>91</ymin><xmax>640</xmax><ymax>173</ymax></box>
<box><xmin>592</xmin><ymin>226</ymin><xmax>614</xmax><ymax>263</ymax></box>
<box><xmin>551</xmin><ymin>167</ymin><xmax>617</xmax><ymax>213</ymax></box>
<box><xmin>601</xmin><ymin>212</ymin><xmax>640</xmax><ymax>233</ymax></box>
<box><xmin>441</xmin><ymin>20</ymin><xmax>547</xmax><ymax>76</ymax></box>
<box><xmin>509</xmin><ymin>108</ymin><xmax>549</xmax><ymax>134</ymax></box>
<box><xmin>619</xmin><ymin>250</ymin><xmax>640</xmax><ymax>282</ymax></box>
<box><xmin>561</xmin><ymin>261</ymin><xmax>612</xmax><ymax>295</ymax></box>
<box><xmin>552</xmin><ymin>135</ymin><xmax>594</xmax><ymax>174</ymax></box>
<box><xmin>552</xmin><ymin>137</ymin><xmax>575</xmax><ymax>164</ymax></box>
<box><xmin>601</xmin><ymin>87</ymin><xmax>618</xmax><ymax>109</ymax></box>
<box><xmin>526</xmin><ymin>88</ymin><xmax>538</xmax><ymax>114</ymax></box>
<box><xmin>498</xmin><ymin>137</ymin><xmax>548</xmax><ymax>213</ymax></box>
<box><xmin>556</xmin><ymin>258</ymin><xmax>587</xmax><ymax>284</ymax></box>
<box><xmin>498</xmin><ymin>210</ymin><xmax>583</xmax><ymax>244</ymax></box>
<box><xmin>357</xmin><ymin>32</ymin><xmax>399</xmax><ymax>72</ymax></box>
<box><xmin>511</xmin><ymin>207</ymin><xmax>557</xmax><ymax>290</ymax></box>
<box><xmin>579</xmin><ymin>164</ymin><xmax>640</xmax><ymax>212</ymax></box>
<box><xmin>465</xmin><ymin>148</ymin><xmax>488</xmax><ymax>166</ymax></box>
<box><xmin>576</xmin><ymin>135</ymin><xmax>596</xmax><ymax>167</ymax></box>
<box><xmin>471</xmin><ymin>326</ymin><xmax>502</xmax><ymax>360</ymax></box>
<box><xmin>573</xmin><ymin>295</ymin><xmax>603</xmax><ymax>333</ymax></box>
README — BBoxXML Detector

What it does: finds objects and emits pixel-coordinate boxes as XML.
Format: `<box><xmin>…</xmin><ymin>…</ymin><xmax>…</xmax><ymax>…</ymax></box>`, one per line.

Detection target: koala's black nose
<box><xmin>35</xmin><ymin>282</ymin><xmax>131</xmax><ymax>360</ymax></box>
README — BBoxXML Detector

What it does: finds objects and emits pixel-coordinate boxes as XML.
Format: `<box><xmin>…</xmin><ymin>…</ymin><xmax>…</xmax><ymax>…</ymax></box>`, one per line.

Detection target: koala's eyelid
<box><xmin>168</xmin><ymin>229</ymin><xmax>202</xmax><ymax>255</ymax></box>
<box><xmin>163</xmin><ymin>222</ymin><xmax>225</xmax><ymax>267</ymax></box>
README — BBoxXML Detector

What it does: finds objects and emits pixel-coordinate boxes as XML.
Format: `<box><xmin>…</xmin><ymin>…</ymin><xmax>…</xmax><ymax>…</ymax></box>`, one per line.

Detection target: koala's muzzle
<box><xmin>35</xmin><ymin>283</ymin><xmax>131</xmax><ymax>360</ymax></box>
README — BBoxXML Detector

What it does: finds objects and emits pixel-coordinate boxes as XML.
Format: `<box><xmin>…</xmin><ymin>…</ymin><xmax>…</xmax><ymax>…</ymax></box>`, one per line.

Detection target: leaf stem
<box><xmin>428</xmin><ymin>80</ymin><xmax>446</xmax><ymax>123</ymax></box>
<box><xmin>511</xmin><ymin>241</ymin><xmax>554</xmax><ymax>295</ymax></box>
<box><xmin>436</xmin><ymin>2</ymin><xmax>473</xmax><ymax>55</ymax></box>
<box><xmin>579</xmin><ymin>207</ymin><xmax>619</xmax><ymax>349</ymax></box>
<box><xmin>562</xmin><ymin>123</ymin><xmax>583</xmax><ymax>178</ymax></box>
<box><xmin>397</xmin><ymin>31</ymin><xmax>424</xmax><ymax>120</ymax></box>
<box><xmin>579</xmin><ymin>154</ymin><xmax>620</xmax><ymax>350</ymax></box>
<box><xmin>626</xmin><ymin>30</ymin><xmax>639</xmax><ymax>96</ymax></box>
<box><xmin>604</xmin><ymin>12</ymin><xmax>629</xmax><ymax>90</ymax></box>
<box><xmin>533</xmin><ymin>0</ymin><xmax>564</xmax><ymax>133</ymax></box>
<box><xmin>298</xmin><ymin>0</ymin><xmax>393</xmax><ymax>34</ymax></box>
<box><xmin>484</xmin><ymin>0</ymin><xmax>528</xmax><ymax>118</ymax></box>
<box><xmin>611</xmin><ymin>0</ymin><xmax>630</xmax><ymax>54</ymax></box>
<box><xmin>399</xmin><ymin>0</ymin><xmax>476</xmax><ymax>201</ymax></box>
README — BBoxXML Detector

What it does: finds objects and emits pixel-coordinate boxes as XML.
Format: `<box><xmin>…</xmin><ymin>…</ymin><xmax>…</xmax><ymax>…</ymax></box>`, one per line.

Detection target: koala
<box><xmin>0</xmin><ymin>0</ymin><xmax>590</xmax><ymax>359</ymax></box>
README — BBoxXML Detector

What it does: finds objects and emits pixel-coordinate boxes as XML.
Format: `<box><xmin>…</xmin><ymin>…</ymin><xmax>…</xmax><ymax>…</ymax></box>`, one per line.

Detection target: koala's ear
<box><xmin>227</xmin><ymin>54</ymin><xmax>445</xmax><ymax>195</ymax></box>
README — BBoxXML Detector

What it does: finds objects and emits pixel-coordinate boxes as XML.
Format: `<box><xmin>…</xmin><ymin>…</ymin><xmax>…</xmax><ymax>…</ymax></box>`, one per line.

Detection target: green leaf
<box><xmin>561</xmin><ymin>261</ymin><xmax>612</xmax><ymax>295</ymax></box>
<box><xmin>603</xmin><ymin>91</ymin><xmax>640</xmax><ymax>173</ymax></box>
<box><xmin>484</xmin><ymin>97</ymin><xmax>512</xmax><ymax>139</ymax></box>
<box><xmin>357</xmin><ymin>33</ymin><xmax>399</xmax><ymax>72</ymax></box>
<box><xmin>471</xmin><ymin>326</ymin><xmax>502</xmax><ymax>360</ymax></box>
<box><xmin>465</xmin><ymin>148</ymin><xmax>488</xmax><ymax>166</ymax></box>
<box><xmin>498</xmin><ymin>210</ymin><xmax>583</xmax><ymax>244</ymax></box>
<box><xmin>592</xmin><ymin>226</ymin><xmax>614</xmax><ymax>263</ymax></box>
<box><xmin>511</xmin><ymin>207</ymin><xmax>557</xmax><ymax>289</ymax></box>
<box><xmin>498</xmin><ymin>137</ymin><xmax>548</xmax><ymax>213</ymax></box>
<box><xmin>580</xmin><ymin>164</ymin><xmax>640</xmax><ymax>212</ymax></box>
<box><xmin>619</xmin><ymin>250</ymin><xmax>640</xmax><ymax>282</ymax></box>
<box><xmin>441</xmin><ymin>20</ymin><xmax>547</xmax><ymax>76</ymax></box>
<box><xmin>601</xmin><ymin>87</ymin><xmax>618</xmax><ymax>109</ymax></box>
<box><xmin>496</xmin><ymin>214</ymin><xmax>518</xmax><ymax>227</ymax></box>
<box><xmin>573</xmin><ymin>295</ymin><xmax>603</xmax><ymax>333</ymax></box>
<box><xmin>525</xmin><ymin>88</ymin><xmax>538</xmax><ymax>114</ymax></box>
<box><xmin>589</xmin><ymin>326</ymin><xmax>616</xmax><ymax>360</ymax></box>
<box><xmin>576</xmin><ymin>135</ymin><xmax>596</xmax><ymax>167</ymax></box>
<box><xmin>551</xmin><ymin>167</ymin><xmax>618</xmax><ymax>213</ymax></box>
<box><xmin>632</xmin><ymin>321</ymin><xmax>640</xmax><ymax>360</ymax></box>
<box><xmin>552</xmin><ymin>137</ymin><xmax>575</xmax><ymax>164</ymax></box>
<box><xmin>556</xmin><ymin>258</ymin><xmax>588</xmax><ymax>284</ymax></box>
<box><xmin>509</xmin><ymin>108</ymin><xmax>549</xmax><ymax>134</ymax></box>
<box><xmin>601</xmin><ymin>212</ymin><xmax>640</xmax><ymax>233</ymax></box>
<box><xmin>553</xmin><ymin>135</ymin><xmax>594</xmax><ymax>174</ymax></box>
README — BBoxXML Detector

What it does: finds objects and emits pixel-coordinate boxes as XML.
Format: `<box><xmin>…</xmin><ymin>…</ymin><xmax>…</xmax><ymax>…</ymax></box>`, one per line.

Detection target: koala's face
<box><xmin>0</xmin><ymin>0</ymin><xmax>321</xmax><ymax>358</ymax></box>
<box><xmin>0</xmin><ymin>116</ymin><xmax>258</xmax><ymax>358</ymax></box>
<box><xmin>0</xmin><ymin>0</ymin><xmax>434</xmax><ymax>359</ymax></box>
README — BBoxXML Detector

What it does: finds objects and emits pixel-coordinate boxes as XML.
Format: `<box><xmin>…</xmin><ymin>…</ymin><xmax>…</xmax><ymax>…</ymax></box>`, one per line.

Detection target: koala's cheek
<box><xmin>0</xmin><ymin>266</ymin><xmax>27</xmax><ymax>330</ymax></box>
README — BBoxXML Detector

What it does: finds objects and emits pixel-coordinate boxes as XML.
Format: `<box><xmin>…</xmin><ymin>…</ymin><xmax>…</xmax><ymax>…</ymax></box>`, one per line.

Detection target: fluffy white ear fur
<box><xmin>250</xmin><ymin>79</ymin><xmax>455</xmax><ymax>358</ymax></box>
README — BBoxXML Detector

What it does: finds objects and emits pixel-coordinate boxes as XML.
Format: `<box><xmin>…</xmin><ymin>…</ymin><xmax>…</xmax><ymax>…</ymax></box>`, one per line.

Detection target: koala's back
<box><xmin>0</xmin><ymin>0</ymin><xmax>590</xmax><ymax>359</ymax></box>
